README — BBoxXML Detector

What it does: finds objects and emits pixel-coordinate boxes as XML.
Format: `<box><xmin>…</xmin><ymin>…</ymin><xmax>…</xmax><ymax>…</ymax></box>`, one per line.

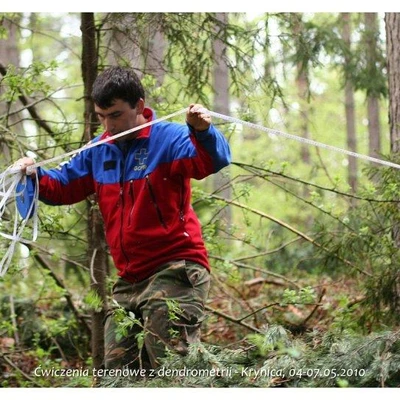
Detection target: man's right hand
<box><xmin>13</xmin><ymin>157</ymin><xmax>36</xmax><ymax>175</ymax></box>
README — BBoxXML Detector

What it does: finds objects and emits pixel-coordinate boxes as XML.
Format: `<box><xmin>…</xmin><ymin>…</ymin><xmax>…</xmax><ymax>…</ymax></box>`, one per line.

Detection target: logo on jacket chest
<box><xmin>134</xmin><ymin>148</ymin><xmax>148</xmax><ymax>171</ymax></box>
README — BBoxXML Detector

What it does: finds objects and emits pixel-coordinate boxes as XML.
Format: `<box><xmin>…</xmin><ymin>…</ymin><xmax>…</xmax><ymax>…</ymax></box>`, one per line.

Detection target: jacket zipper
<box><xmin>128</xmin><ymin>180</ymin><xmax>134</xmax><ymax>226</ymax></box>
<box><xmin>179</xmin><ymin>176</ymin><xmax>190</xmax><ymax>238</ymax></box>
<box><xmin>119</xmin><ymin>154</ymin><xmax>130</xmax><ymax>265</ymax></box>
<box><xmin>179</xmin><ymin>175</ymin><xmax>185</xmax><ymax>222</ymax></box>
<box><xmin>146</xmin><ymin>175</ymin><xmax>167</xmax><ymax>229</ymax></box>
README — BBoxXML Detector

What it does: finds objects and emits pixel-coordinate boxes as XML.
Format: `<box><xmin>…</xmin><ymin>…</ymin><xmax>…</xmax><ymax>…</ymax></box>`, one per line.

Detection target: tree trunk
<box><xmin>385</xmin><ymin>13</ymin><xmax>400</xmax><ymax>250</ymax></box>
<box><xmin>385</xmin><ymin>13</ymin><xmax>400</xmax><ymax>154</ymax></box>
<box><xmin>364</xmin><ymin>13</ymin><xmax>382</xmax><ymax>159</ymax></box>
<box><xmin>81</xmin><ymin>13</ymin><xmax>109</xmax><ymax>371</ymax></box>
<box><xmin>341</xmin><ymin>13</ymin><xmax>358</xmax><ymax>196</ymax></box>
<box><xmin>367</xmin><ymin>96</ymin><xmax>381</xmax><ymax>157</ymax></box>
<box><xmin>292</xmin><ymin>13</ymin><xmax>311</xmax><ymax>164</ymax></box>
<box><xmin>385</xmin><ymin>12</ymin><xmax>400</xmax><ymax>314</ymax></box>
<box><xmin>212</xmin><ymin>13</ymin><xmax>232</xmax><ymax>233</ymax></box>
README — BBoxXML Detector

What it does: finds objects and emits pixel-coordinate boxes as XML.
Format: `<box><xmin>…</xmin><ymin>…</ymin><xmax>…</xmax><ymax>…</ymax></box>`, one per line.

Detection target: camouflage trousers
<box><xmin>104</xmin><ymin>260</ymin><xmax>210</xmax><ymax>371</ymax></box>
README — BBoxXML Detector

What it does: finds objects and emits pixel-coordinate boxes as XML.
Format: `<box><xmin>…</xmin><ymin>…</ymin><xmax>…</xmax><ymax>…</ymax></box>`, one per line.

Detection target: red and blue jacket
<box><xmin>36</xmin><ymin>108</ymin><xmax>231</xmax><ymax>282</ymax></box>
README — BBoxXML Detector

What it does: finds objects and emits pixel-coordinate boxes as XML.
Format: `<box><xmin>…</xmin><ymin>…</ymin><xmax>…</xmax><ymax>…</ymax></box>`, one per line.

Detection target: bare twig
<box><xmin>234</xmin><ymin>161</ymin><xmax>399</xmax><ymax>204</ymax></box>
<box><xmin>210</xmin><ymin>254</ymin><xmax>301</xmax><ymax>289</ymax></box>
<box><xmin>301</xmin><ymin>288</ymin><xmax>326</xmax><ymax>326</ymax></box>
<box><xmin>235</xmin><ymin>237</ymin><xmax>302</xmax><ymax>262</ymax></box>
<box><xmin>237</xmin><ymin>301</ymin><xmax>323</xmax><ymax>323</ymax></box>
<box><xmin>205</xmin><ymin>305</ymin><xmax>262</xmax><ymax>334</ymax></box>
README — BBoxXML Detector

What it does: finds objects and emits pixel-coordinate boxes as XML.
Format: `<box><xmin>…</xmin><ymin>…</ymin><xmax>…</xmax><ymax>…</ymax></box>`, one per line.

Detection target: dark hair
<box><xmin>91</xmin><ymin>66</ymin><xmax>145</xmax><ymax>109</ymax></box>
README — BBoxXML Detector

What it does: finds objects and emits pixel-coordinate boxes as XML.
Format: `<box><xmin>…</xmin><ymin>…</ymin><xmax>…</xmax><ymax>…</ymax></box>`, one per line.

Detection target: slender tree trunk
<box><xmin>81</xmin><ymin>13</ymin><xmax>109</xmax><ymax>371</ymax></box>
<box><xmin>341</xmin><ymin>13</ymin><xmax>358</xmax><ymax>196</ymax></box>
<box><xmin>104</xmin><ymin>13</ymin><xmax>142</xmax><ymax>74</ymax></box>
<box><xmin>212</xmin><ymin>13</ymin><xmax>232</xmax><ymax>232</ymax></box>
<box><xmin>263</xmin><ymin>15</ymin><xmax>272</xmax><ymax>85</ymax></box>
<box><xmin>364</xmin><ymin>13</ymin><xmax>382</xmax><ymax>159</ymax></box>
<box><xmin>292</xmin><ymin>13</ymin><xmax>310</xmax><ymax>164</ymax></box>
<box><xmin>367</xmin><ymin>97</ymin><xmax>381</xmax><ymax>156</ymax></box>
<box><xmin>143</xmin><ymin>20</ymin><xmax>166</xmax><ymax>87</ymax></box>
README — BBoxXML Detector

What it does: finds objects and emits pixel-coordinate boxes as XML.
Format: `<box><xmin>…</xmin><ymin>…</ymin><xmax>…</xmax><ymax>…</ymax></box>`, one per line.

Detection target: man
<box><xmin>16</xmin><ymin>66</ymin><xmax>231</xmax><ymax>372</ymax></box>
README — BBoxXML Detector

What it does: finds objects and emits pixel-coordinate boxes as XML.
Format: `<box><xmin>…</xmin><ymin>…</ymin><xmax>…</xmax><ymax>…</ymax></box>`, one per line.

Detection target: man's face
<box><xmin>94</xmin><ymin>98</ymin><xmax>143</xmax><ymax>136</ymax></box>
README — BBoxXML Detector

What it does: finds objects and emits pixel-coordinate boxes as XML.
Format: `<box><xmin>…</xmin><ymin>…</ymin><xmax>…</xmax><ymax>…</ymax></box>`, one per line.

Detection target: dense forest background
<box><xmin>1</xmin><ymin>12</ymin><xmax>400</xmax><ymax>389</ymax></box>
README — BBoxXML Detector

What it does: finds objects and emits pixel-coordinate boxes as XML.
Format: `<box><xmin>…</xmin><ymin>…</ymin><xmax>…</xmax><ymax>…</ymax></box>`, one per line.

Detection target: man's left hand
<box><xmin>186</xmin><ymin>104</ymin><xmax>211</xmax><ymax>132</ymax></box>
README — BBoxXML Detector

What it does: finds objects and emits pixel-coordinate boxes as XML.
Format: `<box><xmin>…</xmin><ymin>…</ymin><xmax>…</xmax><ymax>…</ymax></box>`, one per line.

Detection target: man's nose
<box><xmin>103</xmin><ymin>117</ymin><xmax>114</xmax><ymax>132</ymax></box>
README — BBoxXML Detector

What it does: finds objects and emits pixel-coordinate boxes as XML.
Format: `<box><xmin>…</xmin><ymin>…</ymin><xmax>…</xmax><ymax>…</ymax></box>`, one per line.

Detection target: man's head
<box><xmin>92</xmin><ymin>66</ymin><xmax>145</xmax><ymax>109</ymax></box>
<box><xmin>92</xmin><ymin>66</ymin><xmax>146</xmax><ymax>136</ymax></box>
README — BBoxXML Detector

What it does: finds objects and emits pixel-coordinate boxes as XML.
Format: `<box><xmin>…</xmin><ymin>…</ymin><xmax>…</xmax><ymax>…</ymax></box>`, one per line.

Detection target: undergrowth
<box><xmin>98</xmin><ymin>325</ymin><xmax>400</xmax><ymax>388</ymax></box>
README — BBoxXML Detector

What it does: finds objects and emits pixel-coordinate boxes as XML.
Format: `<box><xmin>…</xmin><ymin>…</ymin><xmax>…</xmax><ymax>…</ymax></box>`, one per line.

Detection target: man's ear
<box><xmin>136</xmin><ymin>98</ymin><xmax>145</xmax><ymax>114</ymax></box>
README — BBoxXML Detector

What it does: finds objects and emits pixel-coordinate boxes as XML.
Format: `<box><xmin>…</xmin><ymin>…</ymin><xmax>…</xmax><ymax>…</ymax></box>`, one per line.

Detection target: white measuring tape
<box><xmin>1</xmin><ymin>106</ymin><xmax>399</xmax><ymax>277</ymax></box>
<box><xmin>199</xmin><ymin>108</ymin><xmax>400</xmax><ymax>170</ymax></box>
<box><xmin>0</xmin><ymin>168</ymin><xmax>39</xmax><ymax>277</ymax></box>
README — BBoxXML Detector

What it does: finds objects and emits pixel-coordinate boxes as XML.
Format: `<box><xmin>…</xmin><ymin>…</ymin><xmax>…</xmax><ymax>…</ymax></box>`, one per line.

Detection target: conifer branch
<box><xmin>209</xmin><ymin>194</ymin><xmax>372</xmax><ymax>277</ymax></box>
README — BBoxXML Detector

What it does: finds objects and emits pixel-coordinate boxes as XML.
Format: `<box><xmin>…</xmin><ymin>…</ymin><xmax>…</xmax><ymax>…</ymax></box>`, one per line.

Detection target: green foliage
<box><xmin>83</xmin><ymin>289</ymin><xmax>103</xmax><ymax>313</ymax></box>
<box><xmin>328</xmin><ymin>295</ymin><xmax>362</xmax><ymax>333</ymax></box>
<box><xmin>247</xmin><ymin>325</ymin><xmax>293</xmax><ymax>357</ymax></box>
<box><xmin>111</xmin><ymin>300</ymin><xmax>142</xmax><ymax>342</ymax></box>
<box><xmin>1</xmin><ymin>61</ymin><xmax>58</xmax><ymax>101</ymax></box>
<box><xmin>166</xmin><ymin>299</ymin><xmax>183</xmax><ymax>322</ymax></box>
<box><xmin>282</xmin><ymin>287</ymin><xmax>317</xmax><ymax>304</ymax></box>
